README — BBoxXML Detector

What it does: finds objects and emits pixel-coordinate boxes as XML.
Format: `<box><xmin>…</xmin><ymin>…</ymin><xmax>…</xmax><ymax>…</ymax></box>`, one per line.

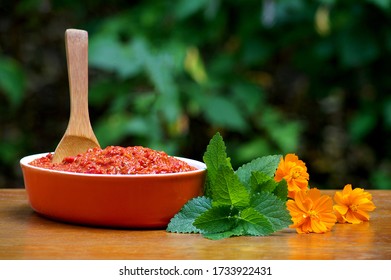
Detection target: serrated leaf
<box><xmin>203</xmin><ymin>176</ymin><xmax>213</xmax><ymax>198</ymax></box>
<box><xmin>166</xmin><ymin>196</ymin><xmax>212</xmax><ymax>233</ymax></box>
<box><xmin>236</xmin><ymin>155</ymin><xmax>282</xmax><ymax>188</ymax></box>
<box><xmin>168</xmin><ymin>133</ymin><xmax>290</xmax><ymax>240</ymax></box>
<box><xmin>250</xmin><ymin>171</ymin><xmax>277</xmax><ymax>194</ymax></box>
<box><xmin>238</xmin><ymin>208</ymin><xmax>274</xmax><ymax>236</ymax></box>
<box><xmin>212</xmin><ymin>166</ymin><xmax>250</xmax><ymax>208</ymax></box>
<box><xmin>202</xmin><ymin>227</ymin><xmax>244</xmax><ymax>240</ymax></box>
<box><xmin>273</xmin><ymin>179</ymin><xmax>288</xmax><ymax>201</ymax></box>
<box><xmin>251</xmin><ymin>192</ymin><xmax>291</xmax><ymax>232</ymax></box>
<box><xmin>193</xmin><ymin>205</ymin><xmax>239</xmax><ymax>234</ymax></box>
<box><xmin>203</xmin><ymin>132</ymin><xmax>232</xmax><ymax>197</ymax></box>
<box><xmin>203</xmin><ymin>132</ymin><xmax>230</xmax><ymax>177</ymax></box>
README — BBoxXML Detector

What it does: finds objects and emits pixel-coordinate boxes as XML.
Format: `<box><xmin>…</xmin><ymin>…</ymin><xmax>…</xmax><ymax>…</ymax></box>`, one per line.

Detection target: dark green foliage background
<box><xmin>1</xmin><ymin>0</ymin><xmax>390</xmax><ymax>189</ymax></box>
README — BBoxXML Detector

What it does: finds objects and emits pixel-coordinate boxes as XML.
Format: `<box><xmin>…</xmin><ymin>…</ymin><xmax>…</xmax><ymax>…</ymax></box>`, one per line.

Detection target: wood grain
<box><xmin>52</xmin><ymin>29</ymin><xmax>99</xmax><ymax>163</ymax></box>
<box><xmin>0</xmin><ymin>189</ymin><xmax>390</xmax><ymax>260</ymax></box>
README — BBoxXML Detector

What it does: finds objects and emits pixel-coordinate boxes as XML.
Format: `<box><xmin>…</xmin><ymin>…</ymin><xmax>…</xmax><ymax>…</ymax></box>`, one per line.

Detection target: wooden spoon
<box><xmin>52</xmin><ymin>29</ymin><xmax>100</xmax><ymax>163</ymax></box>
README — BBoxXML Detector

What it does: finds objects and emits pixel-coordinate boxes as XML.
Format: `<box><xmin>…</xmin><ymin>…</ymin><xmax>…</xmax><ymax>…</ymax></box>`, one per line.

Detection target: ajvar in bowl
<box><xmin>20</xmin><ymin>152</ymin><xmax>206</xmax><ymax>228</ymax></box>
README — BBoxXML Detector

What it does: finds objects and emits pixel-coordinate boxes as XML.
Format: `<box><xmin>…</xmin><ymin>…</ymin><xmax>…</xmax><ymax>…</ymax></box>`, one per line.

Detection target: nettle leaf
<box><xmin>250</xmin><ymin>171</ymin><xmax>277</xmax><ymax>194</ymax></box>
<box><xmin>212</xmin><ymin>166</ymin><xmax>250</xmax><ymax>209</ymax></box>
<box><xmin>203</xmin><ymin>132</ymin><xmax>230</xmax><ymax>178</ymax></box>
<box><xmin>202</xmin><ymin>227</ymin><xmax>244</xmax><ymax>240</ymax></box>
<box><xmin>238</xmin><ymin>208</ymin><xmax>274</xmax><ymax>236</ymax></box>
<box><xmin>203</xmin><ymin>132</ymin><xmax>232</xmax><ymax>197</ymax></box>
<box><xmin>167</xmin><ymin>133</ymin><xmax>290</xmax><ymax>240</ymax></box>
<box><xmin>193</xmin><ymin>205</ymin><xmax>239</xmax><ymax>234</ymax></box>
<box><xmin>167</xmin><ymin>196</ymin><xmax>212</xmax><ymax>233</ymax></box>
<box><xmin>273</xmin><ymin>179</ymin><xmax>288</xmax><ymax>201</ymax></box>
<box><xmin>236</xmin><ymin>155</ymin><xmax>282</xmax><ymax>188</ymax></box>
<box><xmin>251</xmin><ymin>192</ymin><xmax>291</xmax><ymax>232</ymax></box>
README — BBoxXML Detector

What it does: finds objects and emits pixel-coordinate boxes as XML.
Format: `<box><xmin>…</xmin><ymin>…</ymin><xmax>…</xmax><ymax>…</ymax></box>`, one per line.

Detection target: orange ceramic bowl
<box><xmin>20</xmin><ymin>153</ymin><xmax>206</xmax><ymax>228</ymax></box>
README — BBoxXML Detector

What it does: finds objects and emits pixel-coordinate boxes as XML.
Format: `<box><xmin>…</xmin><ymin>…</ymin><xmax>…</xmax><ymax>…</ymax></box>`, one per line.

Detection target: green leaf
<box><xmin>94</xmin><ymin>113</ymin><xmax>130</xmax><ymax>146</ymax></box>
<box><xmin>232</xmin><ymin>138</ymin><xmax>273</xmax><ymax>165</ymax></box>
<box><xmin>202</xmin><ymin>95</ymin><xmax>248</xmax><ymax>132</ymax></box>
<box><xmin>338</xmin><ymin>30</ymin><xmax>379</xmax><ymax>67</ymax></box>
<box><xmin>167</xmin><ymin>197</ymin><xmax>212</xmax><ymax>233</ymax></box>
<box><xmin>202</xmin><ymin>227</ymin><xmax>244</xmax><ymax>240</ymax></box>
<box><xmin>184</xmin><ymin>46</ymin><xmax>208</xmax><ymax>84</ymax></box>
<box><xmin>193</xmin><ymin>205</ymin><xmax>238</xmax><ymax>233</ymax></box>
<box><xmin>167</xmin><ymin>134</ymin><xmax>290</xmax><ymax>239</ymax></box>
<box><xmin>236</xmin><ymin>155</ymin><xmax>281</xmax><ymax>188</ymax></box>
<box><xmin>203</xmin><ymin>132</ymin><xmax>231</xmax><ymax>197</ymax></box>
<box><xmin>260</xmin><ymin>108</ymin><xmax>302</xmax><ymax>153</ymax></box>
<box><xmin>89</xmin><ymin>35</ymin><xmax>142</xmax><ymax>78</ymax></box>
<box><xmin>251</xmin><ymin>192</ymin><xmax>291</xmax><ymax>232</ymax></box>
<box><xmin>348</xmin><ymin>108</ymin><xmax>377</xmax><ymax>142</ymax></box>
<box><xmin>89</xmin><ymin>79</ymin><xmax>120</xmax><ymax>107</ymax></box>
<box><xmin>212</xmin><ymin>166</ymin><xmax>250</xmax><ymax>208</ymax></box>
<box><xmin>273</xmin><ymin>180</ymin><xmax>288</xmax><ymax>201</ymax></box>
<box><xmin>145</xmin><ymin>53</ymin><xmax>180</xmax><ymax>123</ymax></box>
<box><xmin>383</xmin><ymin>97</ymin><xmax>391</xmax><ymax>129</ymax></box>
<box><xmin>238</xmin><ymin>208</ymin><xmax>274</xmax><ymax>236</ymax></box>
<box><xmin>174</xmin><ymin>0</ymin><xmax>209</xmax><ymax>19</ymax></box>
<box><xmin>0</xmin><ymin>56</ymin><xmax>26</xmax><ymax>108</ymax></box>
<box><xmin>367</xmin><ymin>0</ymin><xmax>390</xmax><ymax>11</ymax></box>
<box><xmin>250</xmin><ymin>171</ymin><xmax>277</xmax><ymax>194</ymax></box>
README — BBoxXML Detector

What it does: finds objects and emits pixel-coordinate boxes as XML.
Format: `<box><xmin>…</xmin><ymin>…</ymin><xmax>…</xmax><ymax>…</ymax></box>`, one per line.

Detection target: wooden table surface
<box><xmin>0</xmin><ymin>189</ymin><xmax>390</xmax><ymax>260</ymax></box>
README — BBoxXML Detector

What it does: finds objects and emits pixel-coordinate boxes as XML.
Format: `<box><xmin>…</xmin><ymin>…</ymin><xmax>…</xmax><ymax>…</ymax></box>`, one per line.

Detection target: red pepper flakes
<box><xmin>29</xmin><ymin>146</ymin><xmax>197</xmax><ymax>174</ymax></box>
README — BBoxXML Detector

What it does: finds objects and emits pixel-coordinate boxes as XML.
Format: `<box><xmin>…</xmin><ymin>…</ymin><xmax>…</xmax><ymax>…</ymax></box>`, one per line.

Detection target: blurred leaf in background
<box><xmin>0</xmin><ymin>56</ymin><xmax>26</xmax><ymax>108</ymax></box>
<box><xmin>0</xmin><ymin>55</ymin><xmax>27</xmax><ymax>186</ymax></box>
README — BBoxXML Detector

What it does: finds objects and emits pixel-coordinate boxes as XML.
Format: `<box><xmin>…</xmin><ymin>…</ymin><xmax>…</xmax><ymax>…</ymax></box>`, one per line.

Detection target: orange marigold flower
<box><xmin>274</xmin><ymin>153</ymin><xmax>309</xmax><ymax>198</ymax></box>
<box><xmin>333</xmin><ymin>184</ymin><xmax>376</xmax><ymax>224</ymax></box>
<box><xmin>286</xmin><ymin>188</ymin><xmax>336</xmax><ymax>234</ymax></box>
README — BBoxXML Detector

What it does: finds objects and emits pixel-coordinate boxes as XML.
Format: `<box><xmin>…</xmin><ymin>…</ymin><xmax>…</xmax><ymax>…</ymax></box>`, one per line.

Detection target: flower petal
<box><xmin>311</xmin><ymin>220</ymin><xmax>328</xmax><ymax>233</ymax></box>
<box><xmin>358</xmin><ymin>200</ymin><xmax>376</xmax><ymax>212</ymax></box>
<box><xmin>333</xmin><ymin>205</ymin><xmax>348</xmax><ymax>215</ymax></box>
<box><xmin>314</xmin><ymin>194</ymin><xmax>333</xmax><ymax>213</ymax></box>
<box><xmin>345</xmin><ymin>210</ymin><xmax>363</xmax><ymax>224</ymax></box>
<box><xmin>354</xmin><ymin>212</ymin><xmax>369</xmax><ymax>222</ymax></box>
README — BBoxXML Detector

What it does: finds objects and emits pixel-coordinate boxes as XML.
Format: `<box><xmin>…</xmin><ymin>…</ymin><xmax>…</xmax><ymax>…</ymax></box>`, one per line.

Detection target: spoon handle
<box><xmin>65</xmin><ymin>29</ymin><xmax>91</xmax><ymax>135</ymax></box>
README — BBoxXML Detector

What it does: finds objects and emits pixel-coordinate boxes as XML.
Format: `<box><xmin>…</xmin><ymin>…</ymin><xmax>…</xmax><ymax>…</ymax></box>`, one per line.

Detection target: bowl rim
<box><xmin>20</xmin><ymin>152</ymin><xmax>206</xmax><ymax>178</ymax></box>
